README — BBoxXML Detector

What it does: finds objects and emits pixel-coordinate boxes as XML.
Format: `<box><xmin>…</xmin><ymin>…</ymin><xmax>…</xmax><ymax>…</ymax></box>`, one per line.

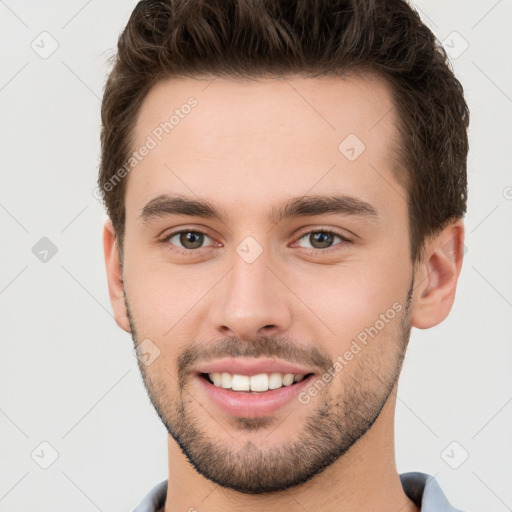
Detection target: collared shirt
<box><xmin>132</xmin><ymin>472</ymin><xmax>466</xmax><ymax>511</ymax></box>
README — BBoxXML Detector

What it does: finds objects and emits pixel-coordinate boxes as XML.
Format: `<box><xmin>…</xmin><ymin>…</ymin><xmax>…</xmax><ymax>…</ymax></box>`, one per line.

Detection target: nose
<box><xmin>212</xmin><ymin>250</ymin><xmax>292</xmax><ymax>341</ymax></box>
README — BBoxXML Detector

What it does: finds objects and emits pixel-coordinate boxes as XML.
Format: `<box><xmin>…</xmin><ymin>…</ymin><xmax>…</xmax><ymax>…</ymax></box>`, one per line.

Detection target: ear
<box><xmin>103</xmin><ymin>219</ymin><xmax>131</xmax><ymax>332</ymax></box>
<box><xmin>410</xmin><ymin>220</ymin><xmax>465</xmax><ymax>329</ymax></box>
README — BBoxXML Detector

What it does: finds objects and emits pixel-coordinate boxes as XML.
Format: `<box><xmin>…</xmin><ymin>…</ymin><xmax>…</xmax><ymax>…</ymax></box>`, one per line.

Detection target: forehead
<box><xmin>126</xmin><ymin>74</ymin><xmax>405</xmax><ymax>223</ymax></box>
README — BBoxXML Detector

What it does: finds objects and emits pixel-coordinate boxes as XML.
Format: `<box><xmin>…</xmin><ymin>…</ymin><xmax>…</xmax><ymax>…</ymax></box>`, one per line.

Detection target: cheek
<box><xmin>289</xmin><ymin>255</ymin><xmax>410</xmax><ymax>344</ymax></box>
<box><xmin>123</xmin><ymin>255</ymin><xmax>219</xmax><ymax>336</ymax></box>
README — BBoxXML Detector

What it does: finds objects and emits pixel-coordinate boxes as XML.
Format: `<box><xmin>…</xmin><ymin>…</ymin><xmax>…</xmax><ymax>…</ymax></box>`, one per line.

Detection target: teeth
<box><xmin>282</xmin><ymin>373</ymin><xmax>294</xmax><ymax>386</ymax></box>
<box><xmin>269</xmin><ymin>372</ymin><xmax>283</xmax><ymax>390</ymax></box>
<box><xmin>211</xmin><ymin>372</ymin><xmax>222</xmax><ymax>387</ymax></box>
<box><xmin>220</xmin><ymin>372</ymin><xmax>232</xmax><ymax>389</ymax></box>
<box><xmin>250</xmin><ymin>373</ymin><xmax>269</xmax><ymax>392</ymax></box>
<box><xmin>207</xmin><ymin>371</ymin><xmax>307</xmax><ymax>392</ymax></box>
<box><xmin>231</xmin><ymin>374</ymin><xmax>250</xmax><ymax>391</ymax></box>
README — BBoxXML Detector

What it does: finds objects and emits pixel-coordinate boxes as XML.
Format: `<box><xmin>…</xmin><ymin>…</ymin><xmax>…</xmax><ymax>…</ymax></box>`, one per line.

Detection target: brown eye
<box><xmin>180</xmin><ymin>231</ymin><xmax>204</xmax><ymax>249</ymax></box>
<box><xmin>309</xmin><ymin>231</ymin><xmax>335</xmax><ymax>249</ymax></box>
<box><xmin>166</xmin><ymin>230</ymin><xmax>212</xmax><ymax>250</ymax></box>
<box><xmin>296</xmin><ymin>230</ymin><xmax>343</xmax><ymax>250</ymax></box>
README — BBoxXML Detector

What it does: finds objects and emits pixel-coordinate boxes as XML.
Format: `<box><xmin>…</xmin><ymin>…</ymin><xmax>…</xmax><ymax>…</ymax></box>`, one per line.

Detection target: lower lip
<box><xmin>196</xmin><ymin>374</ymin><xmax>315</xmax><ymax>418</ymax></box>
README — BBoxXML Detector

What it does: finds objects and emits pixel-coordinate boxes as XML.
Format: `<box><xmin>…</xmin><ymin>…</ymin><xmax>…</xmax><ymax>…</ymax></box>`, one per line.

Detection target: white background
<box><xmin>0</xmin><ymin>1</ymin><xmax>511</xmax><ymax>510</ymax></box>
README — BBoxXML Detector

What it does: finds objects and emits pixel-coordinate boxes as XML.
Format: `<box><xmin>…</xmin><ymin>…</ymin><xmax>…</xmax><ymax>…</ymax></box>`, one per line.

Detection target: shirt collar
<box><xmin>133</xmin><ymin>472</ymin><xmax>464</xmax><ymax>512</ymax></box>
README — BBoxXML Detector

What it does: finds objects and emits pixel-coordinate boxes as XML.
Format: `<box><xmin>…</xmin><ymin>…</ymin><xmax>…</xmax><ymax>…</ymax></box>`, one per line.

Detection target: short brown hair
<box><xmin>98</xmin><ymin>0</ymin><xmax>469</xmax><ymax>263</ymax></box>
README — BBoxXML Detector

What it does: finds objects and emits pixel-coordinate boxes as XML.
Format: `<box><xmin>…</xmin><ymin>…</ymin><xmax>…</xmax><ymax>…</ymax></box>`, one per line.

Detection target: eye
<box><xmin>160</xmin><ymin>227</ymin><xmax>350</xmax><ymax>255</ymax></box>
<box><xmin>294</xmin><ymin>229</ymin><xmax>349</xmax><ymax>251</ymax></box>
<box><xmin>164</xmin><ymin>230</ymin><xmax>215</xmax><ymax>251</ymax></box>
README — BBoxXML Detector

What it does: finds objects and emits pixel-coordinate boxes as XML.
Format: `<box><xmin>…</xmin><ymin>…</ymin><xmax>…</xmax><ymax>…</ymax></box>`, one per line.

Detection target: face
<box><xmin>113</xmin><ymin>75</ymin><xmax>418</xmax><ymax>493</ymax></box>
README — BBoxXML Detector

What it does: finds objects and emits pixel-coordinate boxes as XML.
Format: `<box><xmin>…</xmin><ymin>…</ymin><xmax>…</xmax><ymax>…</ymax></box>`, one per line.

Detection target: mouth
<box><xmin>194</xmin><ymin>362</ymin><xmax>318</xmax><ymax>418</ymax></box>
<box><xmin>199</xmin><ymin>371</ymin><xmax>315</xmax><ymax>393</ymax></box>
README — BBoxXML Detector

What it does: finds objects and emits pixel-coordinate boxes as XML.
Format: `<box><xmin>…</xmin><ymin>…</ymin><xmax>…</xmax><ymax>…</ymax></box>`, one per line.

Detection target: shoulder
<box><xmin>132</xmin><ymin>479</ymin><xmax>168</xmax><ymax>512</ymax></box>
<box><xmin>400</xmin><ymin>472</ymin><xmax>467</xmax><ymax>512</ymax></box>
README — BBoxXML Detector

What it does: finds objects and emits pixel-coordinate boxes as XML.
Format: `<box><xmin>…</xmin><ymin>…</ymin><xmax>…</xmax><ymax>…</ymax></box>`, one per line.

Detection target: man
<box><xmin>99</xmin><ymin>0</ymin><xmax>469</xmax><ymax>510</ymax></box>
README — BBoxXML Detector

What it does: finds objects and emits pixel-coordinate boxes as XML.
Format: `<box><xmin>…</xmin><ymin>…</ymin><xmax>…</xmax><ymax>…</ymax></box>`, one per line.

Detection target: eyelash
<box><xmin>160</xmin><ymin>227</ymin><xmax>351</xmax><ymax>256</ymax></box>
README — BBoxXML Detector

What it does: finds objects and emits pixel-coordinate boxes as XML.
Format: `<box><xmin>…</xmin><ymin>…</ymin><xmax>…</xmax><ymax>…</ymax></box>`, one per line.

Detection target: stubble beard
<box><xmin>125</xmin><ymin>280</ymin><xmax>414</xmax><ymax>494</ymax></box>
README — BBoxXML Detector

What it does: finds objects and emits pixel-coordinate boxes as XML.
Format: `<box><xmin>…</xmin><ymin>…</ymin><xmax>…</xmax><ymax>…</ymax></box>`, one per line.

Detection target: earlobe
<box><xmin>410</xmin><ymin>220</ymin><xmax>465</xmax><ymax>330</ymax></box>
<box><xmin>103</xmin><ymin>219</ymin><xmax>131</xmax><ymax>333</ymax></box>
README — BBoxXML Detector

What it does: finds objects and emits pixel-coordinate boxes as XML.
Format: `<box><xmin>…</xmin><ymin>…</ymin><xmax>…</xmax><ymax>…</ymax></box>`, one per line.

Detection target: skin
<box><xmin>103</xmin><ymin>75</ymin><xmax>465</xmax><ymax>512</ymax></box>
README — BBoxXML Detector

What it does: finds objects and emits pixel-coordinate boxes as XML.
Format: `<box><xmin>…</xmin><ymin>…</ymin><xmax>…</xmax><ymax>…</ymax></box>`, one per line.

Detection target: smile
<box><xmin>202</xmin><ymin>371</ymin><xmax>312</xmax><ymax>392</ymax></box>
<box><xmin>196</xmin><ymin>372</ymin><xmax>316</xmax><ymax>418</ymax></box>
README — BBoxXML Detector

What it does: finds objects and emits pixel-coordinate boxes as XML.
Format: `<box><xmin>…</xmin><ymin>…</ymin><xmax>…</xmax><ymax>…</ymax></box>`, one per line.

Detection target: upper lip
<box><xmin>194</xmin><ymin>358</ymin><xmax>317</xmax><ymax>377</ymax></box>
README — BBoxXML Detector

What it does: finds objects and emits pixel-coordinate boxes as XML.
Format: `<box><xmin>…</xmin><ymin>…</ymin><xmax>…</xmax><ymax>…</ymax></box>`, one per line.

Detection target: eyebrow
<box><xmin>139</xmin><ymin>194</ymin><xmax>379</xmax><ymax>225</ymax></box>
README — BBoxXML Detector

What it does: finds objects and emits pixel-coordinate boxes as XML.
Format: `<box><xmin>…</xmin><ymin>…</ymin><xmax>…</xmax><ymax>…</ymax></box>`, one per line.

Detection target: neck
<box><xmin>163</xmin><ymin>387</ymin><xmax>419</xmax><ymax>512</ymax></box>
